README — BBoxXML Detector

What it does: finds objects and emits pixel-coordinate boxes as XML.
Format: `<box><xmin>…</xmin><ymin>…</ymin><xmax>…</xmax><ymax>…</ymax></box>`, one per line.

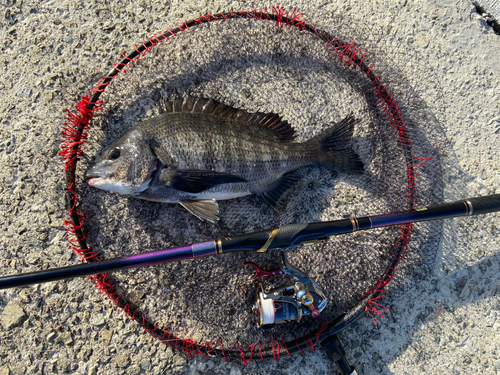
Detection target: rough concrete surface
<box><xmin>0</xmin><ymin>0</ymin><xmax>499</xmax><ymax>374</ymax></box>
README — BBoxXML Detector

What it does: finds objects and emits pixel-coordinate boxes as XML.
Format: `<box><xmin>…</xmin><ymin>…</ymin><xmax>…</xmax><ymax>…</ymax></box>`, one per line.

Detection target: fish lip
<box><xmin>87</xmin><ymin>174</ymin><xmax>101</xmax><ymax>187</ymax></box>
<box><xmin>87</xmin><ymin>172</ymin><xmax>104</xmax><ymax>187</ymax></box>
<box><xmin>88</xmin><ymin>177</ymin><xmax>100</xmax><ymax>187</ymax></box>
<box><xmin>87</xmin><ymin>164</ymin><xmax>103</xmax><ymax>179</ymax></box>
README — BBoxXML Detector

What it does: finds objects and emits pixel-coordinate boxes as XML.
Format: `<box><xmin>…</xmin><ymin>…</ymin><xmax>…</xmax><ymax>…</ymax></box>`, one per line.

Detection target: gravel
<box><xmin>0</xmin><ymin>301</ymin><xmax>27</xmax><ymax>329</ymax></box>
<box><xmin>0</xmin><ymin>0</ymin><xmax>498</xmax><ymax>374</ymax></box>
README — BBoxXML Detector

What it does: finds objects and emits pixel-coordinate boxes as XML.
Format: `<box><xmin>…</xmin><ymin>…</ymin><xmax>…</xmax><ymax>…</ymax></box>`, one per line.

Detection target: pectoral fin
<box><xmin>163</xmin><ymin>169</ymin><xmax>247</xmax><ymax>194</ymax></box>
<box><xmin>179</xmin><ymin>200</ymin><xmax>219</xmax><ymax>223</ymax></box>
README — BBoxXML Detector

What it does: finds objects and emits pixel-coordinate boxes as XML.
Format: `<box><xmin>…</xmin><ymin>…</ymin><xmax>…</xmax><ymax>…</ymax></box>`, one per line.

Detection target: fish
<box><xmin>87</xmin><ymin>93</ymin><xmax>364</xmax><ymax>223</ymax></box>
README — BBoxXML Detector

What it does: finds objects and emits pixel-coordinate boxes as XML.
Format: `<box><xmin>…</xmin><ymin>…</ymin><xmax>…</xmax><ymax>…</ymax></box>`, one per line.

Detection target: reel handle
<box><xmin>244</xmin><ymin>262</ymin><xmax>285</xmax><ymax>279</ymax></box>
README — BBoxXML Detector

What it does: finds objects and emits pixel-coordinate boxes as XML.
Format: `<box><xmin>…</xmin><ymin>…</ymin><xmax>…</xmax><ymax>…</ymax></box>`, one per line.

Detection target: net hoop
<box><xmin>60</xmin><ymin>6</ymin><xmax>419</xmax><ymax>362</ymax></box>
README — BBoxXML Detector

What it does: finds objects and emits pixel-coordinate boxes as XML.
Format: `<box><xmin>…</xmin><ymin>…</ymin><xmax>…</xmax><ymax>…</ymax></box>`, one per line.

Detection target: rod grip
<box><xmin>469</xmin><ymin>194</ymin><xmax>500</xmax><ymax>216</ymax></box>
<box><xmin>320</xmin><ymin>335</ymin><xmax>357</xmax><ymax>375</ymax></box>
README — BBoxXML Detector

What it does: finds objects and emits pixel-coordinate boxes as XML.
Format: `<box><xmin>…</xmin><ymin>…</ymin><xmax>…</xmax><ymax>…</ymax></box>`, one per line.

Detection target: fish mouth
<box><xmin>87</xmin><ymin>174</ymin><xmax>101</xmax><ymax>187</ymax></box>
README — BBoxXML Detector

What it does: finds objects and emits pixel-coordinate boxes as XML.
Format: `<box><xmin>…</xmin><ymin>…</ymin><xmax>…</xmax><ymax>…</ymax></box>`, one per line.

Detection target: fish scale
<box><xmin>141</xmin><ymin>114</ymin><xmax>311</xmax><ymax>186</ymax></box>
<box><xmin>87</xmin><ymin>94</ymin><xmax>363</xmax><ymax>222</ymax></box>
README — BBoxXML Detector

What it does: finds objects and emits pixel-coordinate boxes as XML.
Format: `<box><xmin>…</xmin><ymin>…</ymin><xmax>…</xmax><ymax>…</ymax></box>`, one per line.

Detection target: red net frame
<box><xmin>59</xmin><ymin>6</ymin><xmax>426</xmax><ymax>362</ymax></box>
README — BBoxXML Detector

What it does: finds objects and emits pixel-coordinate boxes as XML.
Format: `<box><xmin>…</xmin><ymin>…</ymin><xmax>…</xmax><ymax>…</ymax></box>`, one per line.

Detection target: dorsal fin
<box><xmin>160</xmin><ymin>91</ymin><xmax>295</xmax><ymax>140</ymax></box>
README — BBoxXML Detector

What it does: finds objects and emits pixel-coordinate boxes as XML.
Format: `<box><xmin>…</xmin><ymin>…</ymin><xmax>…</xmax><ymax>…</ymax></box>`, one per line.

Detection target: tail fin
<box><xmin>308</xmin><ymin>114</ymin><xmax>364</xmax><ymax>173</ymax></box>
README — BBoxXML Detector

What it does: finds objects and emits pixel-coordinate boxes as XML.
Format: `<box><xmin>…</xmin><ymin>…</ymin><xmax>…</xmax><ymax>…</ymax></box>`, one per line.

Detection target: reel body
<box><xmin>246</xmin><ymin>250</ymin><xmax>328</xmax><ymax>331</ymax></box>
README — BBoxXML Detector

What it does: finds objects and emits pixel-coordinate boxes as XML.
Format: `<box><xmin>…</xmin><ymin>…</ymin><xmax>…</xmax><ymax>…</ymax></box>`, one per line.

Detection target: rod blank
<box><xmin>0</xmin><ymin>194</ymin><xmax>498</xmax><ymax>290</ymax></box>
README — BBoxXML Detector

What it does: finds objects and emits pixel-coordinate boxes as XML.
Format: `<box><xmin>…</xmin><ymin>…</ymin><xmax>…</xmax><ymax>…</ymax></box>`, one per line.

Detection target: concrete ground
<box><xmin>0</xmin><ymin>0</ymin><xmax>499</xmax><ymax>374</ymax></box>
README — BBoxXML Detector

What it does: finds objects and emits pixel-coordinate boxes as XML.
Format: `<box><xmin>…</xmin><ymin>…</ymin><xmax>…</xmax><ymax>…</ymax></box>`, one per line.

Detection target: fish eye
<box><xmin>109</xmin><ymin>149</ymin><xmax>121</xmax><ymax>160</ymax></box>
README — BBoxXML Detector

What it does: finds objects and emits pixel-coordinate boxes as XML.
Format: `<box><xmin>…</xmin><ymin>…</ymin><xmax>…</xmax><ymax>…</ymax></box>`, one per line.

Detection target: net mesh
<box><xmin>60</xmin><ymin>7</ymin><xmax>447</xmax><ymax>362</ymax></box>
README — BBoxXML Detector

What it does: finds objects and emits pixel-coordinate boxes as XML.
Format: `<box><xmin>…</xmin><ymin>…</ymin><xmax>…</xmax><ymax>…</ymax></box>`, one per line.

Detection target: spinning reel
<box><xmin>245</xmin><ymin>250</ymin><xmax>328</xmax><ymax>331</ymax></box>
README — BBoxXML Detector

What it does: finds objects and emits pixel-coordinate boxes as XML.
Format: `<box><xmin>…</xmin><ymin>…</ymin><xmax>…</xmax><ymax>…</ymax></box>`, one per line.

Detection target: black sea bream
<box><xmin>87</xmin><ymin>94</ymin><xmax>363</xmax><ymax>222</ymax></box>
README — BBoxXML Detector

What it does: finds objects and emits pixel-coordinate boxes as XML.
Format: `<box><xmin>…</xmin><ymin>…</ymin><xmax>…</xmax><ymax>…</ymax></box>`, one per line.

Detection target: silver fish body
<box><xmin>88</xmin><ymin>95</ymin><xmax>363</xmax><ymax>222</ymax></box>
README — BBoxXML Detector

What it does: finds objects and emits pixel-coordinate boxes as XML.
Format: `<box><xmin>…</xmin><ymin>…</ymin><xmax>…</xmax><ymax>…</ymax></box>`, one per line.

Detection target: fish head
<box><xmin>87</xmin><ymin>128</ymin><xmax>157</xmax><ymax>195</ymax></box>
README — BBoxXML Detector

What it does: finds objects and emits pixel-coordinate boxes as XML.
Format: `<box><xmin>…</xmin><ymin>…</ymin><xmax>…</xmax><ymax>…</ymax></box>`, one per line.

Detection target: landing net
<box><xmin>60</xmin><ymin>7</ymin><xmax>445</xmax><ymax>363</ymax></box>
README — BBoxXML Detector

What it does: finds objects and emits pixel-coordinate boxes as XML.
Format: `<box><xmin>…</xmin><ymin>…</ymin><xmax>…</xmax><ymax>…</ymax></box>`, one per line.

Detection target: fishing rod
<box><xmin>1</xmin><ymin>194</ymin><xmax>498</xmax><ymax>375</ymax></box>
<box><xmin>1</xmin><ymin>194</ymin><xmax>498</xmax><ymax>289</ymax></box>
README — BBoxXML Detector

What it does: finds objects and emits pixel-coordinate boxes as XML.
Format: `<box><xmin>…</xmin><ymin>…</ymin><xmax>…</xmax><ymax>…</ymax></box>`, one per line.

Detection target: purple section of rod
<box><xmin>0</xmin><ymin>241</ymin><xmax>218</xmax><ymax>289</ymax></box>
<box><xmin>192</xmin><ymin>241</ymin><xmax>217</xmax><ymax>257</ymax></box>
<box><xmin>124</xmin><ymin>241</ymin><xmax>216</xmax><ymax>268</ymax></box>
<box><xmin>369</xmin><ymin>212</ymin><xmax>422</xmax><ymax>228</ymax></box>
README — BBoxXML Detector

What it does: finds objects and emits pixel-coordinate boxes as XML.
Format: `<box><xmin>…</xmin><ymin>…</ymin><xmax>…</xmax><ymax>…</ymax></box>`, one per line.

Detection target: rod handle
<box><xmin>320</xmin><ymin>334</ymin><xmax>357</xmax><ymax>375</ymax></box>
<box><xmin>469</xmin><ymin>194</ymin><xmax>500</xmax><ymax>216</ymax></box>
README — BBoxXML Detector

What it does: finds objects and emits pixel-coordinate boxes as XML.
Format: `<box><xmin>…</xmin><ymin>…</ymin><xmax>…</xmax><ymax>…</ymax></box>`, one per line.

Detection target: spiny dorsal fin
<box><xmin>160</xmin><ymin>91</ymin><xmax>295</xmax><ymax>140</ymax></box>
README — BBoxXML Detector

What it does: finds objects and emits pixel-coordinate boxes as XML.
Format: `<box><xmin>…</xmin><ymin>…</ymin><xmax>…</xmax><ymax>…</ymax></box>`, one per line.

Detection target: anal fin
<box><xmin>179</xmin><ymin>200</ymin><xmax>219</xmax><ymax>223</ymax></box>
<box><xmin>261</xmin><ymin>173</ymin><xmax>301</xmax><ymax>211</ymax></box>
